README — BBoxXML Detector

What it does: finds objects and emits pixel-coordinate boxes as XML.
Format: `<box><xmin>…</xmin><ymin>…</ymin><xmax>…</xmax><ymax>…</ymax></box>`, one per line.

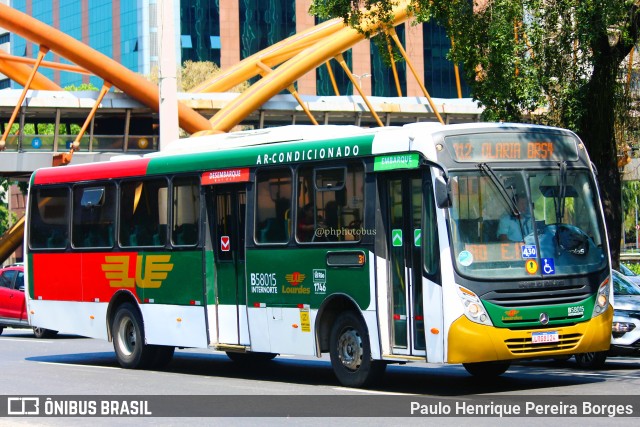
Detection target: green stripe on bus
<box><xmin>146</xmin><ymin>135</ymin><xmax>375</xmax><ymax>175</ymax></box>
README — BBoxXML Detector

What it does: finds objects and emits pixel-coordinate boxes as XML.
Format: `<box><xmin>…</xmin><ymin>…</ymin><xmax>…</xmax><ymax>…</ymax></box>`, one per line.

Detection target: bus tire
<box><xmin>0</xmin><ymin>326</ymin><xmax>3</xmax><ymax>335</ymax></box>
<box><xmin>226</xmin><ymin>352</ymin><xmax>277</xmax><ymax>363</ymax></box>
<box><xmin>329</xmin><ymin>311</ymin><xmax>385</xmax><ymax>388</ymax></box>
<box><xmin>574</xmin><ymin>351</ymin><xmax>607</xmax><ymax>369</ymax></box>
<box><xmin>463</xmin><ymin>361</ymin><xmax>510</xmax><ymax>377</ymax></box>
<box><xmin>112</xmin><ymin>303</ymin><xmax>155</xmax><ymax>369</ymax></box>
<box><xmin>33</xmin><ymin>327</ymin><xmax>58</xmax><ymax>339</ymax></box>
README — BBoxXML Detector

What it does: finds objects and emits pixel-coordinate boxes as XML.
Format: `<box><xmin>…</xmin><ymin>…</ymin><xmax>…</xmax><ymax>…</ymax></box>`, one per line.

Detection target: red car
<box><xmin>0</xmin><ymin>264</ymin><xmax>57</xmax><ymax>338</ymax></box>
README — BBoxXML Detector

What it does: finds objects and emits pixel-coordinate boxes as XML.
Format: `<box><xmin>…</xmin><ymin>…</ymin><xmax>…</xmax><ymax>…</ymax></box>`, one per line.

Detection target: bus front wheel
<box><xmin>574</xmin><ymin>351</ymin><xmax>607</xmax><ymax>369</ymax></box>
<box><xmin>329</xmin><ymin>311</ymin><xmax>385</xmax><ymax>388</ymax></box>
<box><xmin>112</xmin><ymin>303</ymin><xmax>155</xmax><ymax>369</ymax></box>
<box><xmin>463</xmin><ymin>361</ymin><xmax>510</xmax><ymax>377</ymax></box>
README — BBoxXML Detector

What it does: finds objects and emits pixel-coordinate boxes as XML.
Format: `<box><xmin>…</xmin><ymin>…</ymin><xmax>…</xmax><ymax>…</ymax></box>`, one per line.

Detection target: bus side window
<box><xmin>72</xmin><ymin>184</ymin><xmax>116</xmax><ymax>248</ymax></box>
<box><xmin>296</xmin><ymin>162</ymin><xmax>364</xmax><ymax>243</ymax></box>
<box><xmin>119</xmin><ymin>179</ymin><xmax>168</xmax><ymax>248</ymax></box>
<box><xmin>255</xmin><ymin>168</ymin><xmax>292</xmax><ymax>244</ymax></box>
<box><xmin>28</xmin><ymin>186</ymin><xmax>70</xmax><ymax>250</ymax></box>
<box><xmin>172</xmin><ymin>176</ymin><xmax>200</xmax><ymax>246</ymax></box>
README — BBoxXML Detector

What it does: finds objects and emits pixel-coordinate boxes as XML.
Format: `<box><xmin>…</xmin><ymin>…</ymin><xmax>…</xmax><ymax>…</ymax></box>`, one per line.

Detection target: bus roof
<box><xmin>31</xmin><ymin>122</ymin><xmax>576</xmax><ymax>185</ymax></box>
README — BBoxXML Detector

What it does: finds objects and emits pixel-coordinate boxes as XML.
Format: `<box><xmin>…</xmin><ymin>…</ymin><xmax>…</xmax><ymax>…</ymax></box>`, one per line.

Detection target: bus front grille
<box><xmin>504</xmin><ymin>333</ymin><xmax>582</xmax><ymax>354</ymax></box>
<box><xmin>484</xmin><ymin>286</ymin><xmax>591</xmax><ymax>307</ymax></box>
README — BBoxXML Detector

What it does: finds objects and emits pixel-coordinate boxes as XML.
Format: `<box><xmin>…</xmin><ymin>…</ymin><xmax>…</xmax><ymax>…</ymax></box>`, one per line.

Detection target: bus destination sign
<box><xmin>444</xmin><ymin>132</ymin><xmax>579</xmax><ymax>163</ymax></box>
<box><xmin>202</xmin><ymin>167</ymin><xmax>250</xmax><ymax>185</ymax></box>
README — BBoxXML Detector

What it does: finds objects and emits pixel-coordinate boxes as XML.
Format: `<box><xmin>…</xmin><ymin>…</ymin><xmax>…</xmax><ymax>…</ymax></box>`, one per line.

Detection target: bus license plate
<box><xmin>531</xmin><ymin>331</ymin><xmax>559</xmax><ymax>343</ymax></box>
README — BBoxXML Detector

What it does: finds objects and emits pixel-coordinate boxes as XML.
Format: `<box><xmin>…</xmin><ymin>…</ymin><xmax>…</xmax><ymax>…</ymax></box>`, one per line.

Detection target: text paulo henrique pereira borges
<box><xmin>410</xmin><ymin>401</ymin><xmax>634</xmax><ymax>417</ymax></box>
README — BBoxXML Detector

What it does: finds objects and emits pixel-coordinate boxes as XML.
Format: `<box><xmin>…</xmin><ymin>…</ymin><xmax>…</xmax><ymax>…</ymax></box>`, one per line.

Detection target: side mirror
<box><xmin>434</xmin><ymin>175</ymin><xmax>451</xmax><ymax>208</ymax></box>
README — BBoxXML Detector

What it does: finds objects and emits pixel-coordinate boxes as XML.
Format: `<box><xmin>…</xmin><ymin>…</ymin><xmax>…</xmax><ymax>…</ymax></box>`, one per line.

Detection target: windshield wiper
<box><xmin>558</xmin><ymin>161</ymin><xmax>567</xmax><ymax>220</ymax></box>
<box><xmin>478</xmin><ymin>163</ymin><xmax>520</xmax><ymax>217</ymax></box>
<box><xmin>554</xmin><ymin>161</ymin><xmax>568</xmax><ymax>254</ymax></box>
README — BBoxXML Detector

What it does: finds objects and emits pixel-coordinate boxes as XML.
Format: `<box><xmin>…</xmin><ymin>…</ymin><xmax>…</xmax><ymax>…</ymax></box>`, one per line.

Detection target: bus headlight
<box><xmin>457</xmin><ymin>286</ymin><xmax>492</xmax><ymax>326</ymax></box>
<box><xmin>592</xmin><ymin>278</ymin><xmax>610</xmax><ymax>317</ymax></box>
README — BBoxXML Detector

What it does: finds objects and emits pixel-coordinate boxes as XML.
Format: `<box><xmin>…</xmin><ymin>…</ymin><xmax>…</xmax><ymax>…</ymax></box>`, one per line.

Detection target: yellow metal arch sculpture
<box><xmin>190</xmin><ymin>0</ymin><xmax>443</xmax><ymax>132</ymax></box>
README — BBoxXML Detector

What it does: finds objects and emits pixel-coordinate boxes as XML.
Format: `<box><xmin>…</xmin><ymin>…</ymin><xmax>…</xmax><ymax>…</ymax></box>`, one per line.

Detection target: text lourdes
<box><xmin>255</xmin><ymin>145</ymin><xmax>360</xmax><ymax>165</ymax></box>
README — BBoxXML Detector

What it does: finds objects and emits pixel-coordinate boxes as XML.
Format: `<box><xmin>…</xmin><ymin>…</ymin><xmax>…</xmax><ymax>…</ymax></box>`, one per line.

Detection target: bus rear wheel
<box><xmin>329</xmin><ymin>311</ymin><xmax>385</xmax><ymax>388</ymax></box>
<box><xmin>112</xmin><ymin>303</ymin><xmax>155</xmax><ymax>369</ymax></box>
<box><xmin>463</xmin><ymin>361</ymin><xmax>510</xmax><ymax>377</ymax></box>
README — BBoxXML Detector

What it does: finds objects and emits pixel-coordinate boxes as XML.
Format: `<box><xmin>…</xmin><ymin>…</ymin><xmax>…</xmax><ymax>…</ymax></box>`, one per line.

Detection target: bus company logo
<box><xmin>102</xmin><ymin>255</ymin><xmax>174</xmax><ymax>289</ymax></box>
<box><xmin>285</xmin><ymin>272</ymin><xmax>306</xmax><ymax>286</ymax></box>
<box><xmin>502</xmin><ymin>309</ymin><xmax>522</xmax><ymax>321</ymax></box>
<box><xmin>283</xmin><ymin>271</ymin><xmax>311</xmax><ymax>295</ymax></box>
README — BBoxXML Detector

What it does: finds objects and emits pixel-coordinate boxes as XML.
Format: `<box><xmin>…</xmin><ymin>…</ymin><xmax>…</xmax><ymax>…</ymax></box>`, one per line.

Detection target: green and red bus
<box><xmin>25</xmin><ymin>122</ymin><xmax>612</xmax><ymax>387</ymax></box>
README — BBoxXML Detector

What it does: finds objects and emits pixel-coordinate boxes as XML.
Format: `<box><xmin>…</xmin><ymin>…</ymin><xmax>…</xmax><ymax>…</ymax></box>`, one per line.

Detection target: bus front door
<box><xmin>381</xmin><ymin>171</ymin><xmax>426</xmax><ymax>355</ymax></box>
<box><xmin>206</xmin><ymin>184</ymin><xmax>249</xmax><ymax>346</ymax></box>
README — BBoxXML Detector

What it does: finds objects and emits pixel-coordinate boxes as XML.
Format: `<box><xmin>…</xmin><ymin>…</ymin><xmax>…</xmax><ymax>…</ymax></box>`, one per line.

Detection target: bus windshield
<box><xmin>448</xmin><ymin>168</ymin><xmax>606</xmax><ymax>279</ymax></box>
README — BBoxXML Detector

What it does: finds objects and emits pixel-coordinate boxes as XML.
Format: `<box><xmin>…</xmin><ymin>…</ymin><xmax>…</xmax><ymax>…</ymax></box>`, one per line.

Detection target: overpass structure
<box><xmin>1</xmin><ymin>89</ymin><xmax>481</xmax><ymax>177</ymax></box>
<box><xmin>0</xmin><ymin>0</ymin><xmax>479</xmax><ymax>262</ymax></box>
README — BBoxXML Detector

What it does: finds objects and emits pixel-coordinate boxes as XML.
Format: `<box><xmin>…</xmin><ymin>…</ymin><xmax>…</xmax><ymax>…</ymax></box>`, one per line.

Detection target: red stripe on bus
<box><xmin>33</xmin><ymin>158</ymin><xmax>151</xmax><ymax>185</ymax></box>
<box><xmin>32</xmin><ymin>252</ymin><xmax>140</xmax><ymax>302</ymax></box>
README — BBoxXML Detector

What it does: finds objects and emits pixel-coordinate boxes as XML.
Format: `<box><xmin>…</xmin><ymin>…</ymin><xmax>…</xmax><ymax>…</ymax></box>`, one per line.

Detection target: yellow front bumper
<box><xmin>447</xmin><ymin>305</ymin><xmax>613</xmax><ymax>363</ymax></box>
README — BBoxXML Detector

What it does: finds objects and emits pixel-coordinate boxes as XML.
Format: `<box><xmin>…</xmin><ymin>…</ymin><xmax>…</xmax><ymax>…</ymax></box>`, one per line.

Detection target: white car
<box><xmin>574</xmin><ymin>270</ymin><xmax>640</xmax><ymax>368</ymax></box>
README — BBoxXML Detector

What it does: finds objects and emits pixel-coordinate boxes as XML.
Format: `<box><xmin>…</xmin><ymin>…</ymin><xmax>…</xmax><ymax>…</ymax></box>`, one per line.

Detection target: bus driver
<box><xmin>497</xmin><ymin>195</ymin><xmax>532</xmax><ymax>242</ymax></box>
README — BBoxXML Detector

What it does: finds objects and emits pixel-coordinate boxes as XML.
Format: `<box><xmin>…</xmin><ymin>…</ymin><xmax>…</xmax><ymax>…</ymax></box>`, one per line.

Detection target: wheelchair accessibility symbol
<box><xmin>542</xmin><ymin>258</ymin><xmax>555</xmax><ymax>275</ymax></box>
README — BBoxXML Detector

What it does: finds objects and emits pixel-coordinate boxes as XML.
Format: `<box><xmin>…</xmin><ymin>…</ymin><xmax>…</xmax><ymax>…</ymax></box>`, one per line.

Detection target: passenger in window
<box><xmin>297</xmin><ymin>203</ymin><xmax>316</xmax><ymax>242</ymax></box>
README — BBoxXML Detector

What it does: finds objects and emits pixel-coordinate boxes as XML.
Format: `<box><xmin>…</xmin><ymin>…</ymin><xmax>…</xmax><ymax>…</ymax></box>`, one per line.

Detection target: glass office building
<box><xmin>9</xmin><ymin>0</ymin><xmax>469</xmax><ymax>98</ymax></box>
<box><xmin>11</xmin><ymin>0</ymin><xmax>151</xmax><ymax>88</ymax></box>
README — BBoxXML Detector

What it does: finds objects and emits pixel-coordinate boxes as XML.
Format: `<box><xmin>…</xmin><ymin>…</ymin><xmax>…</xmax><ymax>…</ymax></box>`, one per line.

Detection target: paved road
<box><xmin>1</xmin><ymin>328</ymin><xmax>639</xmax><ymax>426</ymax></box>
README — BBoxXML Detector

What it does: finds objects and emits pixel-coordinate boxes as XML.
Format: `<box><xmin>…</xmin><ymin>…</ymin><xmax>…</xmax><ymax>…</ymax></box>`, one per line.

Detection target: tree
<box><xmin>0</xmin><ymin>179</ymin><xmax>16</xmax><ymax>236</ymax></box>
<box><xmin>622</xmin><ymin>180</ymin><xmax>640</xmax><ymax>247</ymax></box>
<box><xmin>180</xmin><ymin>60</ymin><xmax>220</xmax><ymax>92</ymax></box>
<box><xmin>149</xmin><ymin>60</ymin><xmax>248</xmax><ymax>92</ymax></box>
<box><xmin>311</xmin><ymin>0</ymin><xmax>640</xmax><ymax>266</ymax></box>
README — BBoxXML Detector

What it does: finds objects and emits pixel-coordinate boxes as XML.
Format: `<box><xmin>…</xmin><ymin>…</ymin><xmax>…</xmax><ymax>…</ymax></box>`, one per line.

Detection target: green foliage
<box><xmin>0</xmin><ymin>205</ymin><xmax>14</xmax><ymax>237</ymax></box>
<box><xmin>623</xmin><ymin>262</ymin><xmax>640</xmax><ymax>275</ymax></box>
<box><xmin>311</xmin><ymin>1</ymin><xmax>398</xmax><ymax>38</ymax></box>
<box><xmin>63</xmin><ymin>83</ymin><xmax>100</xmax><ymax>91</ymax></box>
<box><xmin>312</xmin><ymin>0</ymin><xmax>637</xmax><ymax>125</ymax></box>
<box><xmin>623</xmin><ymin>181</ymin><xmax>640</xmax><ymax>244</ymax></box>
<box><xmin>0</xmin><ymin>178</ymin><xmax>17</xmax><ymax>236</ymax></box>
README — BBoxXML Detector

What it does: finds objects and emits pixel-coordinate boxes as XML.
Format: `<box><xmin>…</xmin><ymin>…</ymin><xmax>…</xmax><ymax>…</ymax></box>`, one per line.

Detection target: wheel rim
<box><xmin>116</xmin><ymin>317</ymin><xmax>136</xmax><ymax>357</ymax></box>
<box><xmin>337</xmin><ymin>327</ymin><xmax>363</xmax><ymax>371</ymax></box>
<box><xmin>34</xmin><ymin>327</ymin><xmax>43</xmax><ymax>335</ymax></box>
